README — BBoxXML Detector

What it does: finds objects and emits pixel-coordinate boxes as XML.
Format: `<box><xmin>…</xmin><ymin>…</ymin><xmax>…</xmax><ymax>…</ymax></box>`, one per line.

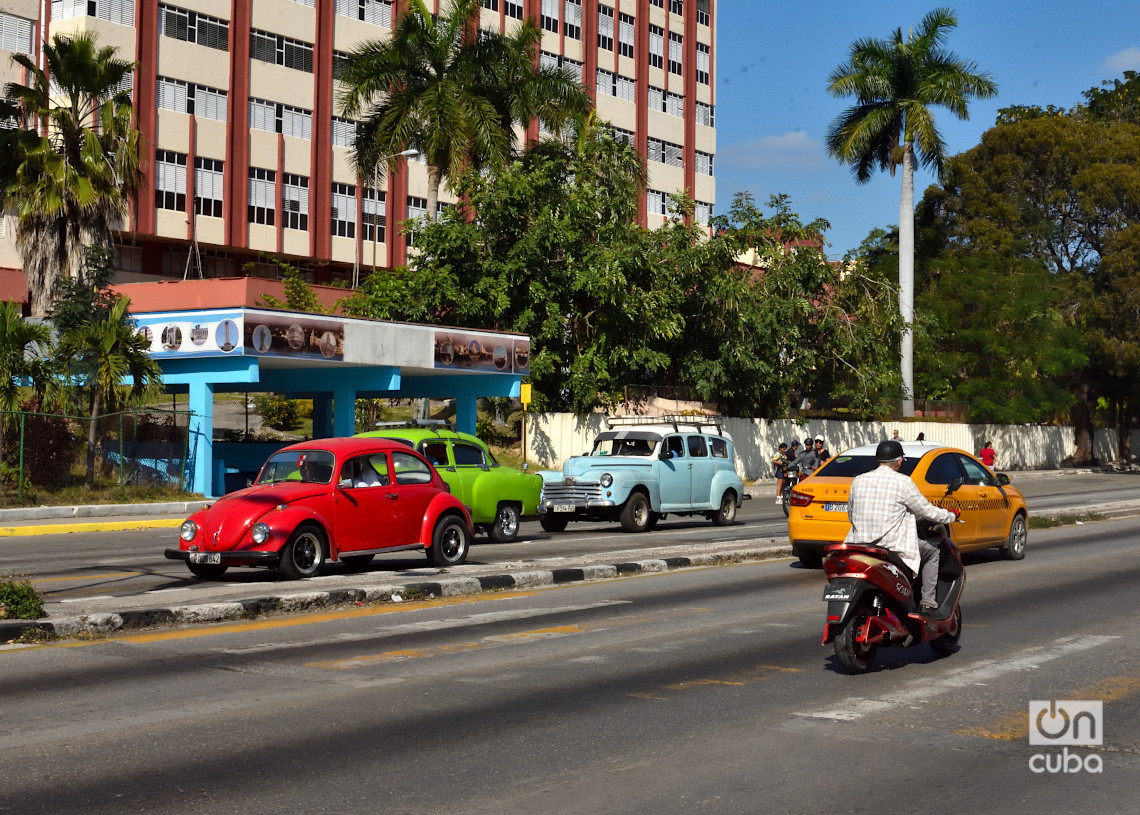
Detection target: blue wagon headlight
<box><xmin>180</xmin><ymin>520</ymin><xmax>197</xmax><ymax>542</ymax></box>
<box><xmin>251</xmin><ymin>522</ymin><xmax>270</xmax><ymax>544</ymax></box>
<box><xmin>600</xmin><ymin>473</ymin><xmax>613</xmax><ymax>487</ymax></box>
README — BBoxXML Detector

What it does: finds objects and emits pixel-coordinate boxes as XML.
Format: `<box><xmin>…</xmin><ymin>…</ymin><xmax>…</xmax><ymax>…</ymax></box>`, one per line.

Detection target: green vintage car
<box><xmin>355</xmin><ymin>425</ymin><xmax>541</xmax><ymax>543</ymax></box>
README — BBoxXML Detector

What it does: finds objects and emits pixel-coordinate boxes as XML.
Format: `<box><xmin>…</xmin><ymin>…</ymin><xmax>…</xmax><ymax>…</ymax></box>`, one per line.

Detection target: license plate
<box><xmin>189</xmin><ymin>552</ymin><xmax>222</xmax><ymax>565</ymax></box>
<box><xmin>825</xmin><ymin>502</ymin><xmax>848</xmax><ymax>513</ymax></box>
<box><xmin>553</xmin><ymin>504</ymin><xmax>576</xmax><ymax>513</ymax></box>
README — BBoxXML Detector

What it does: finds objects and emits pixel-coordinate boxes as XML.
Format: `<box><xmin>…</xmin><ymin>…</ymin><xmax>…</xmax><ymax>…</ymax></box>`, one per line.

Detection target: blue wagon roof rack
<box><xmin>606</xmin><ymin>414</ymin><xmax>727</xmax><ymax>438</ymax></box>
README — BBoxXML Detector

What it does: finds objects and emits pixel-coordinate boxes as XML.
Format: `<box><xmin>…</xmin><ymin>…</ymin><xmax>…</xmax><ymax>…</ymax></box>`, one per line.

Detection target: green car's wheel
<box><xmin>489</xmin><ymin>503</ymin><xmax>521</xmax><ymax>543</ymax></box>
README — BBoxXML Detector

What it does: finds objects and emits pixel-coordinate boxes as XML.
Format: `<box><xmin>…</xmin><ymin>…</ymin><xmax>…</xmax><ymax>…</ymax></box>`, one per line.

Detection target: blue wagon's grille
<box><xmin>542</xmin><ymin>484</ymin><xmax>604</xmax><ymax>502</ymax></box>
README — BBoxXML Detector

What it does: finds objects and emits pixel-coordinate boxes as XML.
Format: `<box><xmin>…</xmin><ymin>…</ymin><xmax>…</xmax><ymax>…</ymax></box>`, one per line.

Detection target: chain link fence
<box><xmin>1</xmin><ymin>407</ymin><xmax>192</xmax><ymax>505</ymax></box>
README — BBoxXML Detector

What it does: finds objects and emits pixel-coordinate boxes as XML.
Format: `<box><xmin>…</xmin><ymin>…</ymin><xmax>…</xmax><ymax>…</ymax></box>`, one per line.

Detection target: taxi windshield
<box><xmin>257</xmin><ymin>450</ymin><xmax>336</xmax><ymax>485</ymax></box>
<box><xmin>590</xmin><ymin>435</ymin><xmax>658</xmax><ymax>457</ymax></box>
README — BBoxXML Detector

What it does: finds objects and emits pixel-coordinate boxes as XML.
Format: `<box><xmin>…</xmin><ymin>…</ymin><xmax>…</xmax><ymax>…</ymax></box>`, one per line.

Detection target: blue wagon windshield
<box><xmin>257</xmin><ymin>450</ymin><xmax>336</xmax><ymax>485</ymax></box>
<box><xmin>591</xmin><ymin>433</ymin><xmax>660</xmax><ymax>457</ymax></box>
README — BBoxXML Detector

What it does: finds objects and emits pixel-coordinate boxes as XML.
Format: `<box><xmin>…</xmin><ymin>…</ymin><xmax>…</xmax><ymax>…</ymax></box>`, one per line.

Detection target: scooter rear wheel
<box><xmin>929</xmin><ymin>605</ymin><xmax>962</xmax><ymax>657</ymax></box>
<box><xmin>834</xmin><ymin>602</ymin><xmax>877</xmax><ymax>674</ymax></box>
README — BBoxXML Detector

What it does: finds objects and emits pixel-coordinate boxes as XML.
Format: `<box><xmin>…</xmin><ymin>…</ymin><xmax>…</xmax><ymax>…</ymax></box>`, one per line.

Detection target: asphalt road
<box><xmin>2</xmin><ymin>516</ymin><xmax>1138</xmax><ymax>813</ymax></box>
<box><xmin>3</xmin><ymin>472</ymin><xmax>1138</xmax><ymax>606</ymax></box>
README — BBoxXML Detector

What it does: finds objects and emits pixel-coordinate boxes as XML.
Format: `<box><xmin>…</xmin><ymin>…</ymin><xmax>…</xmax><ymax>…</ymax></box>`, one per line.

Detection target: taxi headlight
<box><xmin>600</xmin><ymin>473</ymin><xmax>613</xmax><ymax>488</ymax></box>
<box><xmin>180</xmin><ymin>520</ymin><xmax>197</xmax><ymax>542</ymax></box>
<box><xmin>251</xmin><ymin>522</ymin><xmax>270</xmax><ymax>544</ymax></box>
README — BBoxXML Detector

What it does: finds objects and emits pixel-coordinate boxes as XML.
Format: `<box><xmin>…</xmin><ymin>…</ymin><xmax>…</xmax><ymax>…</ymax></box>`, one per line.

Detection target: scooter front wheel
<box><xmin>834</xmin><ymin>602</ymin><xmax>877</xmax><ymax>674</ymax></box>
<box><xmin>929</xmin><ymin>605</ymin><xmax>962</xmax><ymax>657</ymax></box>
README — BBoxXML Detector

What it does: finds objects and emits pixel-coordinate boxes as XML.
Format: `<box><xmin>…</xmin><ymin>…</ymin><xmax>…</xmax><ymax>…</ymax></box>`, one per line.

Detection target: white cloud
<box><xmin>717</xmin><ymin>131</ymin><xmax>827</xmax><ymax>172</ymax></box>
<box><xmin>1102</xmin><ymin>46</ymin><xmax>1140</xmax><ymax>75</ymax></box>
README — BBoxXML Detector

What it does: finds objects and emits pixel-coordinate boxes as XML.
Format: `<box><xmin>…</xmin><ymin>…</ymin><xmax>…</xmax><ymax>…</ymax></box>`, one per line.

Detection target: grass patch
<box><xmin>0</xmin><ymin>575</ymin><xmax>45</xmax><ymax>620</ymax></box>
<box><xmin>1029</xmin><ymin>512</ymin><xmax>1105</xmax><ymax>530</ymax></box>
<box><xmin>13</xmin><ymin>627</ymin><xmax>57</xmax><ymax>644</ymax></box>
<box><xmin>0</xmin><ymin>482</ymin><xmax>203</xmax><ymax>509</ymax></box>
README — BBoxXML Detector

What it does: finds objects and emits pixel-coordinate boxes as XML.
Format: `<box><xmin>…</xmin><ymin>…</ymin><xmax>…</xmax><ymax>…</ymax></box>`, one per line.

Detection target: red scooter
<box><xmin>821</xmin><ymin>518</ymin><xmax>965</xmax><ymax>674</ymax></box>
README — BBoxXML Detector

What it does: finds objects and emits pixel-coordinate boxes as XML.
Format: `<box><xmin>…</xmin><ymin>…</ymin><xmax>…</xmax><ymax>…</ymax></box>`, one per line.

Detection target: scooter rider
<box><xmin>788</xmin><ymin>438</ymin><xmax>819</xmax><ymax>478</ymax></box>
<box><xmin>844</xmin><ymin>440</ymin><xmax>959</xmax><ymax>610</ymax></box>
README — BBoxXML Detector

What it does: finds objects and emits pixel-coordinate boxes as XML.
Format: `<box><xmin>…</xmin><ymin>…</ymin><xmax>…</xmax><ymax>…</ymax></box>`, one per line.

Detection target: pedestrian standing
<box><xmin>772</xmin><ymin>442</ymin><xmax>789</xmax><ymax>504</ymax></box>
<box><xmin>978</xmin><ymin>440</ymin><xmax>996</xmax><ymax>470</ymax></box>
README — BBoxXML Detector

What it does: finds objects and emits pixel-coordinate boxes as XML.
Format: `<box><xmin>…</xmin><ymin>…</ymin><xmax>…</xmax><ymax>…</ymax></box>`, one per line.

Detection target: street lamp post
<box><xmin>361</xmin><ymin>148</ymin><xmax>418</xmax><ymax>287</ymax></box>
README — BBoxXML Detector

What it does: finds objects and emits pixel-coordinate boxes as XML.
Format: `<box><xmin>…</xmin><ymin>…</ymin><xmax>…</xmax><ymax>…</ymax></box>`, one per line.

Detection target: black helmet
<box><xmin>876</xmin><ymin>439</ymin><xmax>904</xmax><ymax>462</ymax></box>
<box><xmin>789</xmin><ymin>439</ymin><xmax>800</xmax><ymax>448</ymax></box>
<box><xmin>804</xmin><ymin>437</ymin><xmax>813</xmax><ymax>447</ymax></box>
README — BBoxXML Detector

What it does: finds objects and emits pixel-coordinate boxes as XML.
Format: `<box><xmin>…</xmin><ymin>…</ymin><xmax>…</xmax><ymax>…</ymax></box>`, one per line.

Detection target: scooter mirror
<box><xmin>946</xmin><ymin>477</ymin><xmax>963</xmax><ymax>493</ymax></box>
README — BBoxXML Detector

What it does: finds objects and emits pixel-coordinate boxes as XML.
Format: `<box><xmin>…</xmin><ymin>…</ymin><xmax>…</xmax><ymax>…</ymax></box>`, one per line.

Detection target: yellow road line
<box><xmin>33</xmin><ymin>572</ymin><xmax>141</xmax><ymax>584</ymax></box>
<box><xmin>0</xmin><ymin>519</ymin><xmax>182</xmax><ymax>537</ymax></box>
<box><xmin>632</xmin><ymin>664</ymin><xmax>801</xmax><ymax>701</ymax></box>
<box><xmin>956</xmin><ymin>675</ymin><xmax>1140</xmax><ymax>740</ymax></box>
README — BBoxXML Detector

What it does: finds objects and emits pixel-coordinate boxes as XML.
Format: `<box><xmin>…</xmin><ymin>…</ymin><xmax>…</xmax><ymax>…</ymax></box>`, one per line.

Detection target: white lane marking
<box><xmin>216</xmin><ymin>600</ymin><xmax>632</xmax><ymax>654</ymax></box>
<box><xmin>797</xmin><ymin>635</ymin><xmax>1121</xmax><ymax>721</ymax></box>
<box><xmin>58</xmin><ymin>596</ymin><xmax>115</xmax><ymax>603</ymax></box>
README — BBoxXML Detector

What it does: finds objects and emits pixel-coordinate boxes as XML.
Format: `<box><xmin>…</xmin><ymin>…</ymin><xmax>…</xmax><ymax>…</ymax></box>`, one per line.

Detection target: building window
<box><xmin>669</xmin><ymin>0</ymin><xmax>683</xmax><ymax>14</ymax></box>
<box><xmin>0</xmin><ymin>13</ymin><xmax>34</xmax><ymax>55</ymax></box>
<box><xmin>647</xmin><ymin>138</ymin><xmax>683</xmax><ymax>168</ymax></box>
<box><xmin>648</xmin><ymin>25</ymin><xmax>664</xmax><ymax>70</ymax></box>
<box><xmin>648</xmin><ymin>86</ymin><xmax>683</xmax><ymax>117</ymax></box>
<box><xmin>157</xmin><ymin>77</ymin><xmax>227</xmax><ymax>121</ymax></box>
<box><xmin>695</xmin><ymin>201</ymin><xmax>713</xmax><ymax>223</ymax></box>
<box><xmin>504</xmin><ymin>0</ymin><xmax>522</xmax><ymax>19</ymax></box>
<box><xmin>697</xmin><ymin>0</ymin><xmax>709</xmax><ymax>26</ymax></box>
<box><xmin>597</xmin><ymin>5</ymin><xmax>614</xmax><ymax>51</ymax></box>
<box><xmin>405</xmin><ymin>196</ymin><xmax>428</xmax><ymax>246</ymax></box>
<box><xmin>696</xmin><ymin>42</ymin><xmax>710</xmax><ymax>85</ymax></box>
<box><xmin>332</xmin><ymin>50</ymin><xmax>351</xmax><ymax>81</ymax></box>
<box><xmin>482</xmin><ymin>0</ymin><xmax>498</xmax><ymax>10</ymax></box>
<box><xmin>695</xmin><ymin>150</ymin><xmax>714</xmax><ymax>176</ymax></box>
<box><xmin>668</xmin><ymin>31</ymin><xmax>683</xmax><ymax>75</ymax></box>
<box><xmin>331</xmin><ymin>117</ymin><xmax>357</xmax><ymax>148</ymax></box>
<box><xmin>248</xmin><ymin>167</ymin><xmax>276</xmax><ymax>226</ymax></box>
<box><xmin>617</xmin><ymin>12</ymin><xmax>634</xmax><ymax>58</ymax></box>
<box><xmin>249</xmin><ymin>98</ymin><xmax>312</xmax><ymax>139</ymax></box>
<box><xmin>696</xmin><ymin>100</ymin><xmax>714</xmax><ymax>127</ymax></box>
<box><xmin>595</xmin><ymin>68</ymin><xmax>613</xmax><ymax>97</ymax></box>
<box><xmin>194</xmin><ymin>157</ymin><xmax>224</xmax><ymax>218</ymax></box>
<box><xmin>596</xmin><ymin>70</ymin><xmax>635</xmax><ymax>103</ymax></box>
<box><xmin>541</xmin><ymin>51</ymin><xmax>582</xmax><ymax>82</ymax></box>
<box><xmin>649</xmin><ymin>0</ymin><xmax>663</xmax><ymax>7</ymax></box>
<box><xmin>335</xmin><ymin>0</ymin><xmax>393</xmax><ymax>27</ymax></box>
<box><xmin>606</xmin><ymin>125</ymin><xmax>634</xmax><ymax>145</ymax></box>
<box><xmin>331</xmin><ymin>183</ymin><xmax>356</xmax><ymax>239</ymax></box>
<box><xmin>51</xmin><ymin>0</ymin><xmax>134</xmax><ymax>26</ymax></box>
<box><xmin>155</xmin><ymin>150</ymin><xmax>187</xmax><ymax>212</ymax></box>
<box><xmin>362</xmin><ymin>188</ymin><xmax>385</xmax><ymax>243</ymax></box>
<box><xmin>250</xmin><ymin>29</ymin><xmax>313</xmax><ymax>73</ymax></box>
<box><xmin>563</xmin><ymin>0</ymin><xmax>581</xmax><ymax>39</ymax></box>
<box><xmin>158</xmin><ymin>5</ymin><xmax>229</xmax><ymax>51</ymax></box>
<box><xmin>540</xmin><ymin>0</ymin><xmax>559</xmax><ymax>34</ymax></box>
<box><xmin>283</xmin><ymin>174</ymin><xmax>309</xmax><ymax>231</ymax></box>
<box><xmin>647</xmin><ymin>189</ymin><xmax>677</xmax><ymax>217</ymax></box>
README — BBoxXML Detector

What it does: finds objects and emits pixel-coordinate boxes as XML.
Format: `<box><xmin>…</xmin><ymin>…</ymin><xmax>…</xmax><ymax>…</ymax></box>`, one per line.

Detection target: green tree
<box><xmin>252</xmin><ymin>255</ymin><xmax>331</xmax><ymax>314</ymax></box>
<box><xmin>0</xmin><ymin>302</ymin><xmax>59</xmax><ymax>473</ymax></box>
<box><xmin>55</xmin><ymin>297</ymin><xmax>163</xmax><ymax>488</ymax></box>
<box><xmin>337</xmin><ymin>0</ymin><xmax>589</xmax><ymax>221</ymax></box>
<box><xmin>1</xmin><ymin>33</ymin><xmax>143</xmax><ymax>316</ymax></box>
<box><xmin>826</xmin><ymin>7</ymin><xmax>996</xmax><ymax>415</ymax></box>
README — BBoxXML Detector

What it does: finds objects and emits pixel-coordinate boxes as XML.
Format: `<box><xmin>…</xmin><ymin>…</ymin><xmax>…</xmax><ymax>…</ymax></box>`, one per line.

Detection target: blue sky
<box><xmin>713</xmin><ymin>1</ymin><xmax>1140</xmax><ymax>259</ymax></box>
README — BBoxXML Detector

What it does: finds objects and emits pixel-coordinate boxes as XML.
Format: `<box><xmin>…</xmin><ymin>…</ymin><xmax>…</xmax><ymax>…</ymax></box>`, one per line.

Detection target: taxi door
<box><xmin>657</xmin><ymin>435</ymin><xmax>692</xmax><ymax>509</ymax></box>
<box><xmin>955</xmin><ymin>453</ymin><xmax>1008</xmax><ymax>544</ymax></box>
<box><xmin>919</xmin><ymin>452</ymin><xmax>980</xmax><ymax>545</ymax></box>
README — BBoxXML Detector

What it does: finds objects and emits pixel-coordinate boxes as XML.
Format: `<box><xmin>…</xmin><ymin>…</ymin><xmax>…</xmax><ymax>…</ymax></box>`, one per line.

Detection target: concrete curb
<box><xmin>0</xmin><ymin>542</ymin><xmax>793</xmax><ymax>642</ymax></box>
<box><xmin>0</xmin><ymin>518</ymin><xmax>184</xmax><ymax>537</ymax></box>
<box><xmin>0</xmin><ymin>501</ymin><xmax>207</xmax><ymax>524</ymax></box>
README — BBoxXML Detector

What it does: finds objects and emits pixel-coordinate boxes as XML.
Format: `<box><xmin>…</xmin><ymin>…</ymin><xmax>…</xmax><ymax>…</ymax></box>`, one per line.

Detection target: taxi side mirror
<box><xmin>946</xmin><ymin>477</ymin><xmax>963</xmax><ymax>493</ymax></box>
<box><xmin>997</xmin><ymin>473</ymin><xmax>1011</xmax><ymax>486</ymax></box>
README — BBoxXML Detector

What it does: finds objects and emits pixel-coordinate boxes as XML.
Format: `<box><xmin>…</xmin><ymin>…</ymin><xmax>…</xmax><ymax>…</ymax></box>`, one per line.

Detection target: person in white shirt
<box><xmin>844</xmin><ymin>440</ymin><xmax>959</xmax><ymax>609</ymax></box>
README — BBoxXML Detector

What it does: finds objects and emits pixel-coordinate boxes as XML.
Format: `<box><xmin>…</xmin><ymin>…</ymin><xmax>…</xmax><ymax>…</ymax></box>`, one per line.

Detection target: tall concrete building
<box><xmin>0</xmin><ymin>0</ymin><xmax>715</xmax><ymax>291</ymax></box>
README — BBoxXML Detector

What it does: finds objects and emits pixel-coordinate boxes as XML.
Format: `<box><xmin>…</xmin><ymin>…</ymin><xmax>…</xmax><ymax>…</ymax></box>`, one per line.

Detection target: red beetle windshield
<box><xmin>256</xmin><ymin>450</ymin><xmax>336</xmax><ymax>485</ymax></box>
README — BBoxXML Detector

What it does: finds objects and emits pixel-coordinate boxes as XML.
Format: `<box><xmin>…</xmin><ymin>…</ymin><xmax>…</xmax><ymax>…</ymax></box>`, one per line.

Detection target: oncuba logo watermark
<box><xmin>1028</xmin><ymin>700</ymin><xmax>1103</xmax><ymax>774</ymax></box>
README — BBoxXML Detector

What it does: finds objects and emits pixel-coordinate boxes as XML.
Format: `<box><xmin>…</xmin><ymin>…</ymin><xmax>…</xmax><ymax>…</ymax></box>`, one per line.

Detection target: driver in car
<box><xmin>844</xmin><ymin>440</ymin><xmax>959</xmax><ymax>610</ymax></box>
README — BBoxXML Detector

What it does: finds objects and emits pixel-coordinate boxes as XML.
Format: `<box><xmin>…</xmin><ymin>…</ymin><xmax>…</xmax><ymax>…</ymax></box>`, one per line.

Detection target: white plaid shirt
<box><xmin>843</xmin><ymin>463</ymin><xmax>957</xmax><ymax>575</ymax></box>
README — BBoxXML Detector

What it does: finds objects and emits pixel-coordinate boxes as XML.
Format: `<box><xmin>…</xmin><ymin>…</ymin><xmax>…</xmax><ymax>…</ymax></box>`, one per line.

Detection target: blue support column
<box><xmin>187</xmin><ymin>380</ymin><xmax>215</xmax><ymax>497</ymax></box>
<box><xmin>455</xmin><ymin>393</ymin><xmax>478</xmax><ymax>435</ymax></box>
<box><xmin>333</xmin><ymin>387</ymin><xmax>357</xmax><ymax>438</ymax></box>
<box><xmin>312</xmin><ymin>395</ymin><xmax>333</xmax><ymax>438</ymax></box>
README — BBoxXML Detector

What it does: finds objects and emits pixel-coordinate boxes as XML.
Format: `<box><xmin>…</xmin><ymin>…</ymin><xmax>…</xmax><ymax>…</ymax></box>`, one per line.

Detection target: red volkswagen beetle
<box><xmin>165</xmin><ymin>437</ymin><xmax>473</xmax><ymax>580</ymax></box>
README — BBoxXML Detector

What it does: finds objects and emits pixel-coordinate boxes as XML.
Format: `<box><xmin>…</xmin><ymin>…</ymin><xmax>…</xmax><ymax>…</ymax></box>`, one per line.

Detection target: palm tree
<box><xmin>826</xmin><ymin>7</ymin><xmax>996</xmax><ymax>415</ymax></box>
<box><xmin>56</xmin><ymin>297</ymin><xmax>163</xmax><ymax>489</ymax></box>
<box><xmin>2</xmin><ymin>32</ymin><xmax>143</xmax><ymax>316</ymax></box>
<box><xmin>337</xmin><ymin>0</ymin><xmax>590</xmax><ymax>222</ymax></box>
<box><xmin>0</xmin><ymin>302</ymin><xmax>58</xmax><ymax>472</ymax></box>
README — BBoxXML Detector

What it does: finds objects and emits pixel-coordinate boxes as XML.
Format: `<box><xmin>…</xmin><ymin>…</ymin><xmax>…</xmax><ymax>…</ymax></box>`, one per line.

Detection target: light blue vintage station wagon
<box><xmin>537</xmin><ymin>417</ymin><xmax>745</xmax><ymax>533</ymax></box>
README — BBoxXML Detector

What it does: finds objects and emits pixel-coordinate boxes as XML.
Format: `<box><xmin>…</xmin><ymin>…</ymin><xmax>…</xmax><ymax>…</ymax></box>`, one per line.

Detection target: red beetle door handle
<box><xmin>385</xmin><ymin>492</ymin><xmax>398</xmax><ymax>500</ymax></box>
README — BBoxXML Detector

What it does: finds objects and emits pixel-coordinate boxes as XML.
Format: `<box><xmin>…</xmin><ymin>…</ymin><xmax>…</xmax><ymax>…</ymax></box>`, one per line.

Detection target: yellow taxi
<box><xmin>787</xmin><ymin>441</ymin><xmax>1028</xmax><ymax>567</ymax></box>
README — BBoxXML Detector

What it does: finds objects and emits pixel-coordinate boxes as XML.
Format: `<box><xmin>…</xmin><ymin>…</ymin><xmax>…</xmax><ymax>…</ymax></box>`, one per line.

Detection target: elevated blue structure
<box><xmin>135</xmin><ymin>308</ymin><xmax>529</xmax><ymax>497</ymax></box>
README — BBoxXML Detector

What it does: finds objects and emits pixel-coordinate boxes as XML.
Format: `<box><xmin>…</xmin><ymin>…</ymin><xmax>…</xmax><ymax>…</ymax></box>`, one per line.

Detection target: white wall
<box><xmin>524</xmin><ymin>414</ymin><xmax>1131</xmax><ymax>479</ymax></box>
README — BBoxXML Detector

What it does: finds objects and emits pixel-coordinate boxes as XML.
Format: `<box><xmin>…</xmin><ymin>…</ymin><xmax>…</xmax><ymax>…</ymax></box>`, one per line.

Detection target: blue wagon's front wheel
<box><xmin>619</xmin><ymin>491</ymin><xmax>652</xmax><ymax>533</ymax></box>
<box><xmin>711</xmin><ymin>490</ymin><xmax>737</xmax><ymax>526</ymax></box>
